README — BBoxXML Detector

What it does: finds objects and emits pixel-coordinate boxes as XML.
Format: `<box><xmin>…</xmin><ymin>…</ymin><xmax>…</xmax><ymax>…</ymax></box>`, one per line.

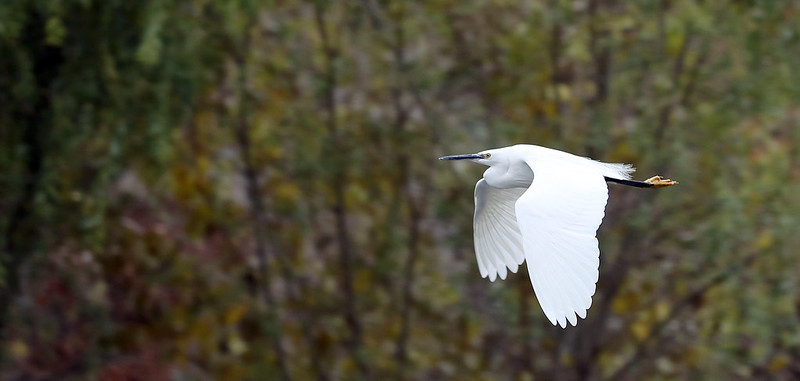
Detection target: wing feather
<box><xmin>486</xmin><ymin>232</ymin><xmax>508</xmax><ymax>280</ymax></box>
<box><xmin>515</xmin><ymin>159</ymin><xmax>608</xmax><ymax>327</ymax></box>
<box><xmin>473</xmin><ymin>179</ymin><xmax>526</xmax><ymax>282</ymax></box>
<box><xmin>487</xmin><ymin>213</ymin><xmax>521</xmax><ymax>269</ymax></box>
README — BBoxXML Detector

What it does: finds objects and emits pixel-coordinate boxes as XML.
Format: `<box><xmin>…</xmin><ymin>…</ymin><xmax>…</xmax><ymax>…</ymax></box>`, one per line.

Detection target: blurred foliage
<box><xmin>2</xmin><ymin>0</ymin><xmax>800</xmax><ymax>380</ymax></box>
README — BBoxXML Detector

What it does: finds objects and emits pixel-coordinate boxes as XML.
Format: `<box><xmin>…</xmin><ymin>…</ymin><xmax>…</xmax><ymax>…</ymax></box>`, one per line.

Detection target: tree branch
<box><xmin>0</xmin><ymin>8</ymin><xmax>64</xmax><ymax>342</ymax></box>
<box><xmin>313</xmin><ymin>4</ymin><xmax>369</xmax><ymax>378</ymax></box>
<box><xmin>229</xmin><ymin>26</ymin><xmax>293</xmax><ymax>381</ymax></box>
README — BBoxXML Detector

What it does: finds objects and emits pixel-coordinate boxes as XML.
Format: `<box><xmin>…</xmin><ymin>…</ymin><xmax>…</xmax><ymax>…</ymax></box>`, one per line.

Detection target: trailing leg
<box><xmin>605</xmin><ymin>176</ymin><xmax>678</xmax><ymax>188</ymax></box>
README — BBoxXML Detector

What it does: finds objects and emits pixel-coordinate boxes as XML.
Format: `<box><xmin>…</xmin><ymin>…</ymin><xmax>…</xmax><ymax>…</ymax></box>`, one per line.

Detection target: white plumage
<box><xmin>441</xmin><ymin>144</ymin><xmax>642</xmax><ymax>328</ymax></box>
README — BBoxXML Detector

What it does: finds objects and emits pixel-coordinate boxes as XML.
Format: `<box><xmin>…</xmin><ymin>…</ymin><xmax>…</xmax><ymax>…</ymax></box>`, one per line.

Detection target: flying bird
<box><xmin>439</xmin><ymin>144</ymin><xmax>677</xmax><ymax>328</ymax></box>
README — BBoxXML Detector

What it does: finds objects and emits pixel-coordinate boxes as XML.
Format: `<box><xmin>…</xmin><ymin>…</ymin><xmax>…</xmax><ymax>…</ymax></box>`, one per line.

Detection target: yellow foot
<box><xmin>645</xmin><ymin>176</ymin><xmax>678</xmax><ymax>188</ymax></box>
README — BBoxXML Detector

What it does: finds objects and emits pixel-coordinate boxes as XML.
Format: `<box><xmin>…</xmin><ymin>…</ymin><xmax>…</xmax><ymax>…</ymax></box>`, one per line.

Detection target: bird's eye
<box><xmin>481</xmin><ymin>153</ymin><xmax>491</xmax><ymax>159</ymax></box>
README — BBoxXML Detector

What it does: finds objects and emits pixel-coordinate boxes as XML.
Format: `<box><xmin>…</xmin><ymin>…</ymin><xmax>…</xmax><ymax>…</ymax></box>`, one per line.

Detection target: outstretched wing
<box><xmin>473</xmin><ymin>179</ymin><xmax>527</xmax><ymax>282</ymax></box>
<box><xmin>515</xmin><ymin>160</ymin><xmax>607</xmax><ymax>328</ymax></box>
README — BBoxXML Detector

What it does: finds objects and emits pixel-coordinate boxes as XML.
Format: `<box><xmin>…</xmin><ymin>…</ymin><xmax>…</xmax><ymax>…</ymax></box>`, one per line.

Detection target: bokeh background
<box><xmin>3</xmin><ymin>1</ymin><xmax>800</xmax><ymax>380</ymax></box>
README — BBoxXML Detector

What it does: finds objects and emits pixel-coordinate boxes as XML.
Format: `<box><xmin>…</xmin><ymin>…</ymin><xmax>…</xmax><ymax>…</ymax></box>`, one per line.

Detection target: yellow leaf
<box><xmin>353</xmin><ymin>270</ymin><xmax>371</xmax><ymax>293</ymax></box>
<box><xmin>8</xmin><ymin>340</ymin><xmax>28</xmax><ymax>359</ymax></box>
<box><xmin>561</xmin><ymin>353</ymin><xmax>574</xmax><ymax>366</ymax></box>
<box><xmin>274</xmin><ymin>182</ymin><xmax>300</xmax><ymax>205</ymax></box>
<box><xmin>228</xmin><ymin>334</ymin><xmax>248</xmax><ymax>356</ymax></box>
<box><xmin>655</xmin><ymin>301</ymin><xmax>670</xmax><ymax>321</ymax></box>
<box><xmin>613</xmin><ymin>291</ymin><xmax>639</xmax><ymax>315</ymax></box>
<box><xmin>225</xmin><ymin>304</ymin><xmax>249</xmax><ymax>326</ymax></box>
<box><xmin>557</xmin><ymin>84</ymin><xmax>571</xmax><ymax>102</ymax></box>
<box><xmin>197</xmin><ymin>156</ymin><xmax>210</xmax><ymax>175</ymax></box>
<box><xmin>686</xmin><ymin>345</ymin><xmax>710</xmax><ymax>366</ymax></box>
<box><xmin>542</xmin><ymin>101</ymin><xmax>557</xmax><ymax>118</ymax></box>
<box><xmin>770</xmin><ymin>354</ymin><xmax>790</xmax><ymax>372</ymax></box>
<box><xmin>756</xmin><ymin>231</ymin><xmax>773</xmax><ymax>249</ymax></box>
<box><xmin>631</xmin><ymin>320</ymin><xmax>650</xmax><ymax>340</ymax></box>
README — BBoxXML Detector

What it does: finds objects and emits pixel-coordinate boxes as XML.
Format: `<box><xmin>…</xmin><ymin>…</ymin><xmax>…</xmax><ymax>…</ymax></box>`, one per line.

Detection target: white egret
<box><xmin>440</xmin><ymin>144</ymin><xmax>677</xmax><ymax>328</ymax></box>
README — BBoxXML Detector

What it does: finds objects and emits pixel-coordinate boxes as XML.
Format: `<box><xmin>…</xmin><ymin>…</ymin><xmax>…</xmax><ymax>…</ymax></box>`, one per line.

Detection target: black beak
<box><xmin>438</xmin><ymin>153</ymin><xmax>482</xmax><ymax>161</ymax></box>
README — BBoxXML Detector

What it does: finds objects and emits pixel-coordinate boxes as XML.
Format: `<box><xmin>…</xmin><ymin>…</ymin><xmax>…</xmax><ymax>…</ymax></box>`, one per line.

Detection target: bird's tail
<box><xmin>597</xmin><ymin>162</ymin><xmax>635</xmax><ymax>180</ymax></box>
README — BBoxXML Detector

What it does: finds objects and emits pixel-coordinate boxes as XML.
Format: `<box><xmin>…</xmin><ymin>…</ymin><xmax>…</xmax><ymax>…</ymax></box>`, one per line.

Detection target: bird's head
<box><xmin>438</xmin><ymin>149</ymin><xmax>500</xmax><ymax>166</ymax></box>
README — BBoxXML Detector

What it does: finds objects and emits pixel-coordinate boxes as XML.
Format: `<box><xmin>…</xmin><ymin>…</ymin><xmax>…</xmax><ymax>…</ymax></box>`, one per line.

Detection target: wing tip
<box><xmin>498</xmin><ymin>266</ymin><xmax>508</xmax><ymax>280</ymax></box>
<box><xmin>546</xmin><ymin>309</ymin><xmax>590</xmax><ymax>328</ymax></box>
<box><xmin>567</xmin><ymin>312</ymin><xmax>577</xmax><ymax>326</ymax></box>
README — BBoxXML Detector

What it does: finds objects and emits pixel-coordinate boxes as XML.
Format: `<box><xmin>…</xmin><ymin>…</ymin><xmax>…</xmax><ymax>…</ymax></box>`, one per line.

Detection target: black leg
<box><xmin>604</xmin><ymin>177</ymin><xmax>654</xmax><ymax>188</ymax></box>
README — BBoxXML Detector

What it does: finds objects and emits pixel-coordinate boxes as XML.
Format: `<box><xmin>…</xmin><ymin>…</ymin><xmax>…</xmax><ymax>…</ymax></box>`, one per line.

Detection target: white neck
<box><xmin>483</xmin><ymin>161</ymin><xmax>533</xmax><ymax>189</ymax></box>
